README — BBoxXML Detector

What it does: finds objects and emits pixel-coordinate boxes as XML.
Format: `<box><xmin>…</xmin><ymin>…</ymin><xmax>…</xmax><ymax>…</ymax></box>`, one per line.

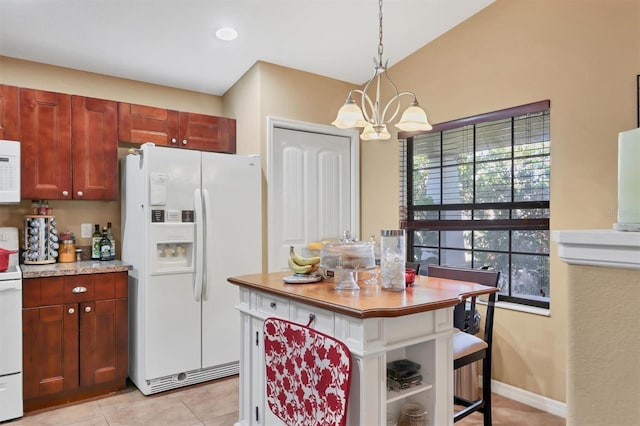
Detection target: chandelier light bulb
<box><xmin>361</xmin><ymin>124</ymin><xmax>391</xmax><ymax>141</ymax></box>
<box><xmin>332</xmin><ymin>96</ymin><xmax>367</xmax><ymax>129</ymax></box>
<box><xmin>396</xmin><ymin>101</ymin><xmax>433</xmax><ymax>132</ymax></box>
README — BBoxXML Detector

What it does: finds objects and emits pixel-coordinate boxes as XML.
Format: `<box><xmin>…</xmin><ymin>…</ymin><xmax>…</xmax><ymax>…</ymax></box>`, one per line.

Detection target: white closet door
<box><xmin>268</xmin><ymin>119</ymin><xmax>358</xmax><ymax>272</ymax></box>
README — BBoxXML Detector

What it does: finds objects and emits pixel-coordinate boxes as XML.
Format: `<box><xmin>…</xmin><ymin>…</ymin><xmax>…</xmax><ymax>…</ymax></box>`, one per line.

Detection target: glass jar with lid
<box><xmin>380</xmin><ymin>229</ymin><xmax>406</xmax><ymax>291</ymax></box>
<box><xmin>398</xmin><ymin>402</ymin><xmax>427</xmax><ymax>426</ymax></box>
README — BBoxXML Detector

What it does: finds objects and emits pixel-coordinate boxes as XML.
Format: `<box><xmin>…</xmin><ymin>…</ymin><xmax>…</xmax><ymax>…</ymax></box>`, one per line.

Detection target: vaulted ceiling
<box><xmin>0</xmin><ymin>0</ymin><xmax>494</xmax><ymax>96</ymax></box>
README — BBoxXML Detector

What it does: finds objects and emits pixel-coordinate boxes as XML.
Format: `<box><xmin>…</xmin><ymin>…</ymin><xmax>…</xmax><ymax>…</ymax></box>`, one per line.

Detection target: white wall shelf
<box><xmin>552</xmin><ymin>229</ymin><xmax>640</xmax><ymax>270</ymax></box>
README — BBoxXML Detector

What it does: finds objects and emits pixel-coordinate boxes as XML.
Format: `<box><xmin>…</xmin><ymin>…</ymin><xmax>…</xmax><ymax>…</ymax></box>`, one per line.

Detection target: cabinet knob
<box><xmin>84</xmin><ymin>306</ymin><xmax>92</xmax><ymax>313</ymax></box>
<box><xmin>270</xmin><ymin>302</ymin><xmax>277</xmax><ymax>309</ymax></box>
<box><xmin>62</xmin><ymin>190</ymin><xmax>69</xmax><ymax>196</ymax></box>
<box><xmin>77</xmin><ymin>191</ymin><xmax>83</xmax><ymax>197</ymax></box>
<box><xmin>171</xmin><ymin>138</ymin><xmax>177</xmax><ymax>144</ymax></box>
<box><xmin>68</xmin><ymin>307</ymin><xmax>75</xmax><ymax>314</ymax></box>
<box><xmin>182</xmin><ymin>139</ymin><xmax>188</xmax><ymax>145</ymax></box>
<box><xmin>72</xmin><ymin>286</ymin><xmax>87</xmax><ymax>293</ymax></box>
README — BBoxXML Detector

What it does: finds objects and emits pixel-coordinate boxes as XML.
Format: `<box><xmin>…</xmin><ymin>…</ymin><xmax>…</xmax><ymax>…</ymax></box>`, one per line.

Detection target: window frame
<box><xmin>399</xmin><ymin>100</ymin><xmax>551</xmax><ymax>309</ymax></box>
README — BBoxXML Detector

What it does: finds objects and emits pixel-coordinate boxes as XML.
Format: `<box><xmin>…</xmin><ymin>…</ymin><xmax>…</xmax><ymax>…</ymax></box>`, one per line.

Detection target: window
<box><xmin>400</xmin><ymin>101</ymin><xmax>550</xmax><ymax>309</ymax></box>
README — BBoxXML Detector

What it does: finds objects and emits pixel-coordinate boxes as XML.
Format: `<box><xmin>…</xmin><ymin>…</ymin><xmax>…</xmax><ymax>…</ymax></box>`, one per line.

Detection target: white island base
<box><xmin>235</xmin><ymin>288</ymin><xmax>453</xmax><ymax>425</ymax></box>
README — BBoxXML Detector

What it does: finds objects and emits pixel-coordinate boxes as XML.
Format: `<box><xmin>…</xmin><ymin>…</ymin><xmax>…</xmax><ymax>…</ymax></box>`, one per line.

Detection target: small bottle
<box><xmin>364</xmin><ymin>235</ymin><xmax>380</xmax><ymax>285</ymax></box>
<box><xmin>99</xmin><ymin>227</ymin><xmax>111</xmax><ymax>261</ymax></box>
<box><xmin>91</xmin><ymin>224</ymin><xmax>101</xmax><ymax>260</ymax></box>
<box><xmin>38</xmin><ymin>200</ymin><xmax>48</xmax><ymax>215</ymax></box>
<box><xmin>106</xmin><ymin>222</ymin><xmax>115</xmax><ymax>260</ymax></box>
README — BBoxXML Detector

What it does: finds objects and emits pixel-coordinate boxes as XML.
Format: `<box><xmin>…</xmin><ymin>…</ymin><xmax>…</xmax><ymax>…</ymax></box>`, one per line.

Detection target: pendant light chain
<box><xmin>377</xmin><ymin>0</ymin><xmax>384</xmax><ymax>65</ymax></box>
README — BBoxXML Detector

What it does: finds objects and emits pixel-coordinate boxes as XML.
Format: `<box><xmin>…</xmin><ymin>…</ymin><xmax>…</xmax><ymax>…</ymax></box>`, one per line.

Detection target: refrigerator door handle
<box><xmin>193</xmin><ymin>188</ymin><xmax>204</xmax><ymax>302</ymax></box>
<box><xmin>202</xmin><ymin>188</ymin><xmax>212</xmax><ymax>301</ymax></box>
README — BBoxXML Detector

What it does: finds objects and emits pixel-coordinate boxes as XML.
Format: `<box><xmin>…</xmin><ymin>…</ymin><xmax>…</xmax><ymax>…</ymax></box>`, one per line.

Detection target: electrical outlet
<box><xmin>81</xmin><ymin>223</ymin><xmax>93</xmax><ymax>238</ymax></box>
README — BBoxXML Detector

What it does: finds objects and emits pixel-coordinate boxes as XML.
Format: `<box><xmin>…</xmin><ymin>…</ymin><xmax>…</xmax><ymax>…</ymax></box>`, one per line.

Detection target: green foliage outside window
<box><xmin>400</xmin><ymin>102</ymin><xmax>550</xmax><ymax>308</ymax></box>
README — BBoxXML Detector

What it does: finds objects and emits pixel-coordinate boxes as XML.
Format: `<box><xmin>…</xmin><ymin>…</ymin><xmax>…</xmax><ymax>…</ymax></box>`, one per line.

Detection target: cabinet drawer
<box><xmin>94</xmin><ymin>272</ymin><xmax>128</xmax><ymax>300</ymax></box>
<box><xmin>255</xmin><ymin>292</ymin><xmax>289</xmax><ymax>319</ymax></box>
<box><xmin>23</xmin><ymin>277</ymin><xmax>64</xmax><ymax>307</ymax></box>
<box><xmin>290</xmin><ymin>302</ymin><xmax>334</xmax><ymax>336</ymax></box>
<box><xmin>63</xmin><ymin>275</ymin><xmax>94</xmax><ymax>303</ymax></box>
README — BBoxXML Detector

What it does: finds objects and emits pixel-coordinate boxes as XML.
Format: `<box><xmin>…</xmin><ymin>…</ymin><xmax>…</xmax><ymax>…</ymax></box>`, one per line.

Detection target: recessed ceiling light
<box><xmin>215</xmin><ymin>27</ymin><xmax>238</xmax><ymax>41</ymax></box>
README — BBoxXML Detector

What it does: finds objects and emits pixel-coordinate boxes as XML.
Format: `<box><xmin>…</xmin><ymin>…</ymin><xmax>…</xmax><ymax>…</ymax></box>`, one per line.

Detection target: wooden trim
<box><xmin>402</xmin><ymin>218</ymin><xmax>549</xmax><ymax>231</ymax></box>
<box><xmin>398</xmin><ymin>100</ymin><xmax>550</xmax><ymax>139</ymax></box>
<box><xmin>409</xmin><ymin>200</ymin><xmax>549</xmax><ymax>212</ymax></box>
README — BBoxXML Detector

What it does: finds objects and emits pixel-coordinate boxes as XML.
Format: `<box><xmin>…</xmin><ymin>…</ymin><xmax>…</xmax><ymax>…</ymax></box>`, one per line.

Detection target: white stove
<box><xmin>0</xmin><ymin>227</ymin><xmax>23</xmax><ymax>422</ymax></box>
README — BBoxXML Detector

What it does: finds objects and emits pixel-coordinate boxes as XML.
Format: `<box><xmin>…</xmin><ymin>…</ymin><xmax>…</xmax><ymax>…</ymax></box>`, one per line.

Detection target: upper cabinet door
<box><xmin>0</xmin><ymin>85</ymin><xmax>20</xmax><ymax>140</ymax></box>
<box><xmin>118</xmin><ymin>102</ymin><xmax>236</xmax><ymax>153</ymax></box>
<box><xmin>20</xmin><ymin>89</ymin><xmax>72</xmax><ymax>200</ymax></box>
<box><xmin>118</xmin><ymin>102</ymin><xmax>179</xmax><ymax>146</ymax></box>
<box><xmin>72</xmin><ymin>96</ymin><xmax>118</xmax><ymax>200</ymax></box>
<box><xmin>178</xmin><ymin>112</ymin><xmax>236</xmax><ymax>153</ymax></box>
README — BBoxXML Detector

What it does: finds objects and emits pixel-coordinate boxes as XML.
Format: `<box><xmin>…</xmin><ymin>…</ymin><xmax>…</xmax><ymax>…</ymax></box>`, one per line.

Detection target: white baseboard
<box><xmin>482</xmin><ymin>376</ymin><xmax>567</xmax><ymax>418</ymax></box>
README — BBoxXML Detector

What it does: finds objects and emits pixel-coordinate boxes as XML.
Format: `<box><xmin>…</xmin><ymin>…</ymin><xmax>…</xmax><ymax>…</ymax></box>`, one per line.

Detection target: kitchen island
<box><xmin>228</xmin><ymin>271</ymin><xmax>498</xmax><ymax>426</ymax></box>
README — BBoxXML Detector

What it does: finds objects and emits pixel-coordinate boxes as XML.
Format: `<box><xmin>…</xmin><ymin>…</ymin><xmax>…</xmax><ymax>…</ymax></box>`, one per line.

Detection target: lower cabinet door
<box><xmin>22</xmin><ymin>304</ymin><xmax>79</xmax><ymax>400</ymax></box>
<box><xmin>79</xmin><ymin>298</ymin><xmax>128</xmax><ymax>387</ymax></box>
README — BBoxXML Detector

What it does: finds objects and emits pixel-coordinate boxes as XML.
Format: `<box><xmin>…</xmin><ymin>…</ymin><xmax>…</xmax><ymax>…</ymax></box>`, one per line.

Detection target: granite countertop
<box><xmin>21</xmin><ymin>260</ymin><xmax>132</xmax><ymax>278</ymax></box>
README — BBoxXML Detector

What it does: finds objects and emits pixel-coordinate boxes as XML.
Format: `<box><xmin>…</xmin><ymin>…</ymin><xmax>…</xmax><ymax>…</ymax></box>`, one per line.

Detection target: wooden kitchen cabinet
<box><xmin>19</xmin><ymin>89</ymin><xmax>118</xmax><ymax>200</ymax></box>
<box><xmin>22</xmin><ymin>272</ymin><xmax>128</xmax><ymax>412</ymax></box>
<box><xmin>71</xmin><ymin>96</ymin><xmax>119</xmax><ymax>200</ymax></box>
<box><xmin>0</xmin><ymin>85</ymin><xmax>20</xmax><ymax>140</ymax></box>
<box><xmin>118</xmin><ymin>102</ymin><xmax>236</xmax><ymax>153</ymax></box>
<box><xmin>177</xmin><ymin>111</ymin><xmax>236</xmax><ymax>153</ymax></box>
<box><xmin>20</xmin><ymin>89</ymin><xmax>72</xmax><ymax>200</ymax></box>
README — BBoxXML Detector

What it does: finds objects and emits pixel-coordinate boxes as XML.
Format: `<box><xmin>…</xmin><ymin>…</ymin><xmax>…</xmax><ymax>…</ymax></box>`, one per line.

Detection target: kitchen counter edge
<box><xmin>228</xmin><ymin>271</ymin><xmax>498</xmax><ymax>319</ymax></box>
<box><xmin>21</xmin><ymin>260</ymin><xmax>132</xmax><ymax>278</ymax></box>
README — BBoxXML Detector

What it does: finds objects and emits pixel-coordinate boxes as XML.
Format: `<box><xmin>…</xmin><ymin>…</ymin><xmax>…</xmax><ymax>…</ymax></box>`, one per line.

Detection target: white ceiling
<box><xmin>0</xmin><ymin>0</ymin><xmax>494</xmax><ymax>96</ymax></box>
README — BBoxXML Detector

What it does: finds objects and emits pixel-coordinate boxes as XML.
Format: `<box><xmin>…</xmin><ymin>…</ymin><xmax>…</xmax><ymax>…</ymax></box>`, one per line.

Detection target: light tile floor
<box><xmin>7</xmin><ymin>376</ymin><xmax>239</xmax><ymax>426</ymax></box>
<box><xmin>7</xmin><ymin>375</ymin><xmax>564</xmax><ymax>425</ymax></box>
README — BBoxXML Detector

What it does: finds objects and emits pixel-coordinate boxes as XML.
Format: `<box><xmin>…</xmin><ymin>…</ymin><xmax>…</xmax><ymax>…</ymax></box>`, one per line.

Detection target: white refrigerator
<box><xmin>121</xmin><ymin>143</ymin><xmax>262</xmax><ymax>395</ymax></box>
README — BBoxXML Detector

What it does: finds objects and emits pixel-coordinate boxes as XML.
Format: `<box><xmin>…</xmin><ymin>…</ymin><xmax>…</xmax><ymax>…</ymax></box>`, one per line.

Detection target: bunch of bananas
<box><xmin>288</xmin><ymin>246</ymin><xmax>321</xmax><ymax>275</ymax></box>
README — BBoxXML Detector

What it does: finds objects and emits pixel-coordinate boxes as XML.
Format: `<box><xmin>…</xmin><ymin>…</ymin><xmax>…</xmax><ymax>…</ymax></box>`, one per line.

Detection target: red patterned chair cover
<box><xmin>264</xmin><ymin>317</ymin><xmax>352</xmax><ymax>426</ymax></box>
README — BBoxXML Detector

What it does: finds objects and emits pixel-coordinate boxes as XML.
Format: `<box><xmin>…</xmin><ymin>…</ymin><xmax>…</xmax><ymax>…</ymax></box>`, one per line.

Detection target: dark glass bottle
<box><xmin>99</xmin><ymin>227</ymin><xmax>111</xmax><ymax>261</ymax></box>
<box><xmin>106</xmin><ymin>222</ymin><xmax>115</xmax><ymax>260</ymax></box>
<box><xmin>91</xmin><ymin>224</ymin><xmax>101</xmax><ymax>260</ymax></box>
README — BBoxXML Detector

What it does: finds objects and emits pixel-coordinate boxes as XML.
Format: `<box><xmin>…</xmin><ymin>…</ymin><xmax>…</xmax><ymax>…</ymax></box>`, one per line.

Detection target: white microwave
<box><xmin>0</xmin><ymin>140</ymin><xmax>20</xmax><ymax>204</ymax></box>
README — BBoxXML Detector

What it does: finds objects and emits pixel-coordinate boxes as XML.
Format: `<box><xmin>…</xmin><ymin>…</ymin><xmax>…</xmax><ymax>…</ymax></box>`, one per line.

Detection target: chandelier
<box><xmin>332</xmin><ymin>0</ymin><xmax>432</xmax><ymax>140</ymax></box>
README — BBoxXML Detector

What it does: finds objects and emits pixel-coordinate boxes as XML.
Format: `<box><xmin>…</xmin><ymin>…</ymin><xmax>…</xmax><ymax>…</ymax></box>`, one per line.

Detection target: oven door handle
<box><xmin>0</xmin><ymin>284</ymin><xmax>21</xmax><ymax>292</ymax></box>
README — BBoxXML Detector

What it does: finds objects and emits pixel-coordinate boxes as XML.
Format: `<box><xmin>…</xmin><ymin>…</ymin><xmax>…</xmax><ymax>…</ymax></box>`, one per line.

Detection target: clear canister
<box><xmin>380</xmin><ymin>229</ymin><xmax>405</xmax><ymax>291</ymax></box>
<box><xmin>398</xmin><ymin>403</ymin><xmax>427</xmax><ymax>426</ymax></box>
<box><xmin>58</xmin><ymin>240</ymin><xmax>76</xmax><ymax>263</ymax></box>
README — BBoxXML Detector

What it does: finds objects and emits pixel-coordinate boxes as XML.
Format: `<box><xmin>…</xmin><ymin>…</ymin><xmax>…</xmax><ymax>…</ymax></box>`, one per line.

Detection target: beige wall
<box><xmin>224</xmin><ymin>61</ymin><xmax>358</xmax><ymax>270</ymax></box>
<box><xmin>566</xmin><ymin>265</ymin><xmax>639</xmax><ymax>425</ymax></box>
<box><xmin>0</xmin><ymin>56</ymin><xmax>224</xmax><ymax>113</ymax></box>
<box><xmin>365</xmin><ymin>0</ymin><xmax>640</xmax><ymax>404</ymax></box>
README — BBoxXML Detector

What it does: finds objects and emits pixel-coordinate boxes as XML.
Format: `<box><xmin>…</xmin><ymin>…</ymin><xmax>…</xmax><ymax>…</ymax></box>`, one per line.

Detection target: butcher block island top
<box><xmin>227</xmin><ymin>270</ymin><xmax>498</xmax><ymax>318</ymax></box>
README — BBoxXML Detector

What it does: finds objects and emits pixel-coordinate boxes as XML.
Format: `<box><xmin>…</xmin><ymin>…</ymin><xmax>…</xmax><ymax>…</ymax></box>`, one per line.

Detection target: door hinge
<box><xmin>255</xmin><ymin>405</ymin><xmax>259</xmax><ymax>422</ymax></box>
<box><xmin>255</xmin><ymin>330</ymin><xmax>259</xmax><ymax>346</ymax></box>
